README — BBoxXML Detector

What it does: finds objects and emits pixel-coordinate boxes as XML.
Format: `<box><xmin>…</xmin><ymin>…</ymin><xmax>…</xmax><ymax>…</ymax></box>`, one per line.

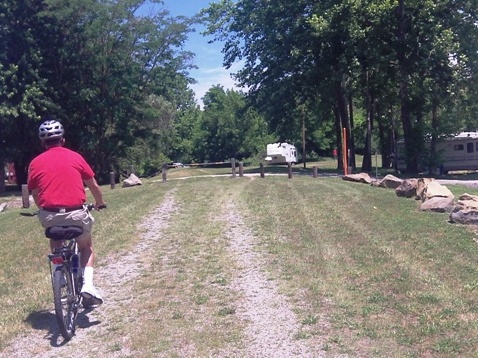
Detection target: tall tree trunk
<box><xmin>398</xmin><ymin>0</ymin><xmax>418</xmax><ymax>173</ymax></box>
<box><xmin>377</xmin><ymin>104</ymin><xmax>393</xmax><ymax>169</ymax></box>
<box><xmin>361</xmin><ymin>70</ymin><xmax>372</xmax><ymax>172</ymax></box>
<box><xmin>301</xmin><ymin>105</ymin><xmax>306</xmax><ymax>169</ymax></box>
<box><xmin>0</xmin><ymin>155</ymin><xmax>5</xmax><ymax>194</ymax></box>
<box><xmin>12</xmin><ymin>115</ymin><xmax>38</xmax><ymax>188</ymax></box>
<box><xmin>334</xmin><ymin>105</ymin><xmax>343</xmax><ymax>170</ymax></box>
<box><xmin>378</xmin><ymin>115</ymin><xmax>390</xmax><ymax>170</ymax></box>
<box><xmin>348</xmin><ymin>92</ymin><xmax>356</xmax><ymax>169</ymax></box>
<box><xmin>362</xmin><ymin>100</ymin><xmax>373</xmax><ymax>172</ymax></box>
<box><xmin>429</xmin><ymin>101</ymin><xmax>439</xmax><ymax>175</ymax></box>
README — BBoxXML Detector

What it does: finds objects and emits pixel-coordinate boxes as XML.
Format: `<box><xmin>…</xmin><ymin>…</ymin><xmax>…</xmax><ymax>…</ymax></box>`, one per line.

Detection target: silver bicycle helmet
<box><xmin>38</xmin><ymin>120</ymin><xmax>64</xmax><ymax>141</ymax></box>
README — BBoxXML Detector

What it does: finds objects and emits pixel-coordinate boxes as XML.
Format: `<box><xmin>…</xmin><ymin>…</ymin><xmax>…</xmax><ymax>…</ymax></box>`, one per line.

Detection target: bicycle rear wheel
<box><xmin>52</xmin><ymin>268</ymin><xmax>77</xmax><ymax>340</ymax></box>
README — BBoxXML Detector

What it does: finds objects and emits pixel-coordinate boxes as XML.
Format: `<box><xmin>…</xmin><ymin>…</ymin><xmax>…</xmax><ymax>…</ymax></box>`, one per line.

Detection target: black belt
<box><xmin>42</xmin><ymin>205</ymin><xmax>84</xmax><ymax>213</ymax></box>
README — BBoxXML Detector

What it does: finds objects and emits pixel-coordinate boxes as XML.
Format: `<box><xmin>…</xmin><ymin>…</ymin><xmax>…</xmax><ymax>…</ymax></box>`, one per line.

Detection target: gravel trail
<box><xmin>217</xmin><ymin>200</ymin><xmax>326</xmax><ymax>358</ymax></box>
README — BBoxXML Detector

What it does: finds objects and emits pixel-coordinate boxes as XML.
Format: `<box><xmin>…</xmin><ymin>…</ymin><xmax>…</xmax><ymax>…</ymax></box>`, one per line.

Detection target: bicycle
<box><xmin>45</xmin><ymin>204</ymin><xmax>105</xmax><ymax>340</ymax></box>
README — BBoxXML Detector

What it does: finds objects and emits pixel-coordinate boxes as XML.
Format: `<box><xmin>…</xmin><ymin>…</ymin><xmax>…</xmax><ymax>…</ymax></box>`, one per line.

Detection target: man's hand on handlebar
<box><xmin>95</xmin><ymin>203</ymin><xmax>107</xmax><ymax>211</ymax></box>
<box><xmin>86</xmin><ymin>203</ymin><xmax>107</xmax><ymax>211</ymax></box>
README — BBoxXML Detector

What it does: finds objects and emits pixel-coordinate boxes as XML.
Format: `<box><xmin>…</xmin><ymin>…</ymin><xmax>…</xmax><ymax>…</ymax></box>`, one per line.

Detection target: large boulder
<box><xmin>449</xmin><ymin>193</ymin><xmax>478</xmax><ymax>224</ymax></box>
<box><xmin>122</xmin><ymin>173</ymin><xmax>142</xmax><ymax>188</ymax></box>
<box><xmin>454</xmin><ymin>193</ymin><xmax>478</xmax><ymax>209</ymax></box>
<box><xmin>395</xmin><ymin>179</ymin><xmax>418</xmax><ymax>198</ymax></box>
<box><xmin>421</xmin><ymin>181</ymin><xmax>454</xmax><ymax>202</ymax></box>
<box><xmin>416</xmin><ymin>178</ymin><xmax>435</xmax><ymax>200</ymax></box>
<box><xmin>342</xmin><ymin>172</ymin><xmax>373</xmax><ymax>184</ymax></box>
<box><xmin>418</xmin><ymin>181</ymin><xmax>454</xmax><ymax>212</ymax></box>
<box><xmin>420</xmin><ymin>196</ymin><xmax>455</xmax><ymax>212</ymax></box>
<box><xmin>378</xmin><ymin>174</ymin><xmax>403</xmax><ymax>189</ymax></box>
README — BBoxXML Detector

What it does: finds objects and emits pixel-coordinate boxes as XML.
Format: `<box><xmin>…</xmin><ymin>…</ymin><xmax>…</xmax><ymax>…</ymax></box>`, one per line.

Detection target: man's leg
<box><xmin>77</xmin><ymin>236</ymin><xmax>103</xmax><ymax>305</ymax></box>
<box><xmin>76</xmin><ymin>235</ymin><xmax>94</xmax><ymax>268</ymax></box>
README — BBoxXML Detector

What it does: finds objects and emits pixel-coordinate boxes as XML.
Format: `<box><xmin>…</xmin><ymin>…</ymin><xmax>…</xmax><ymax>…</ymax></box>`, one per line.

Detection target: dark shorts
<box><xmin>38</xmin><ymin>207</ymin><xmax>94</xmax><ymax>241</ymax></box>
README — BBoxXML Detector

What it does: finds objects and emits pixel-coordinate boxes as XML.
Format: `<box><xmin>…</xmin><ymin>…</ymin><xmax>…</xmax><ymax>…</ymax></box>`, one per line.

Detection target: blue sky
<box><xmin>142</xmin><ymin>1</ymin><xmax>242</xmax><ymax>106</ymax></box>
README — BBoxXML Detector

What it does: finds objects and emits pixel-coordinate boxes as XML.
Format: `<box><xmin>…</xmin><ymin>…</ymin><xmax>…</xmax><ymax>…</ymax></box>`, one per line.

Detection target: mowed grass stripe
<box><xmin>237</xmin><ymin>177</ymin><xmax>478</xmax><ymax>356</ymax></box>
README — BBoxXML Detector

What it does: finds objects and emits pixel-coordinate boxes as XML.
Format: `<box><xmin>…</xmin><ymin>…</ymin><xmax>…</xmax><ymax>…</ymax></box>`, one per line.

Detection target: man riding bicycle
<box><xmin>28</xmin><ymin>119</ymin><xmax>106</xmax><ymax>306</ymax></box>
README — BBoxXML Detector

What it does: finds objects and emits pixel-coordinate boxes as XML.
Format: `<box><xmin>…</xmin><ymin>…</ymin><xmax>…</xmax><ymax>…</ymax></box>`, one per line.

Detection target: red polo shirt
<box><xmin>28</xmin><ymin>146</ymin><xmax>95</xmax><ymax>207</ymax></box>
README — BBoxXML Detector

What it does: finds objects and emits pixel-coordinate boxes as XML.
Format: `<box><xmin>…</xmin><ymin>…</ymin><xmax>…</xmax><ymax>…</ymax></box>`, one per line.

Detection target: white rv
<box><xmin>265</xmin><ymin>142</ymin><xmax>298</xmax><ymax>164</ymax></box>
<box><xmin>396</xmin><ymin>132</ymin><xmax>478</xmax><ymax>173</ymax></box>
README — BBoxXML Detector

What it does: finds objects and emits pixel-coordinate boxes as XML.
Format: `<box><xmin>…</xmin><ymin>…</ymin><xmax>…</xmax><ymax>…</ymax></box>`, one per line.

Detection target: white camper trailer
<box><xmin>265</xmin><ymin>142</ymin><xmax>298</xmax><ymax>164</ymax></box>
<box><xmin>396</xmin><ymin>132</ymin><xmax>478</xmax><ymax>173</ymax></box>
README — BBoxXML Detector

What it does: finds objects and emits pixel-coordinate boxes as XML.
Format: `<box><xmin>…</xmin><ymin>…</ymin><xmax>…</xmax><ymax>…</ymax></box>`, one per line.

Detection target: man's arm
<box><xmin>83</xmin><ymin>177</ymin><xmax>106</xmax><ymax>209</ymax></box>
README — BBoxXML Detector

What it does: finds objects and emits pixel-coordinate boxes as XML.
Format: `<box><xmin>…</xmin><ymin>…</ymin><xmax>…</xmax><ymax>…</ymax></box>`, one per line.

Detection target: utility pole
<box><xmin>302</xmin><ymin>105</ymin><xmax>306</xmax><ymax>169</ymax></box>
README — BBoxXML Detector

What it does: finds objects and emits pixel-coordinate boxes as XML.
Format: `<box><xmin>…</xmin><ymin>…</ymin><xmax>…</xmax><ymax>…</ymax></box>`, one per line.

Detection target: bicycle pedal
<box><xmin>82</xmin><ymin>297</ymin><xmax>101</xmax><ymax>308</ymax></box>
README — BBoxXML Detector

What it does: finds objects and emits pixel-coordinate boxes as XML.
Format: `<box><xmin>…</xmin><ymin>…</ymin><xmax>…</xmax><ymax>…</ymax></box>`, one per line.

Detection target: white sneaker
<box><xmin>81</xmin><ymin>285</ymin><xmax>103</xmax><ymax>306</ymax></box>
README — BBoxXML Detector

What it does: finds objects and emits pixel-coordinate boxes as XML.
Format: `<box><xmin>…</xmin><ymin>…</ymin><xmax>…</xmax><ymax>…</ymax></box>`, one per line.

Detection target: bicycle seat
<box><xmin>45</xmin><ymin>226</ymin><xmax>83</xmax><ymax>241</ymax></box>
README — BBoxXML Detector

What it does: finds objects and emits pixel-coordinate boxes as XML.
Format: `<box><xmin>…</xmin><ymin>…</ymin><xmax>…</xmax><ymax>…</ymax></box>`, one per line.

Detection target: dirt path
<box><xmin>1</xmin><ymin>187</ymin><xmax>329</xmax><ymax>357</ymax></box>
<box><xmin>217</xmin><ymin>200</ymin><xmax>324</xmax><ymax>357</ymax></box>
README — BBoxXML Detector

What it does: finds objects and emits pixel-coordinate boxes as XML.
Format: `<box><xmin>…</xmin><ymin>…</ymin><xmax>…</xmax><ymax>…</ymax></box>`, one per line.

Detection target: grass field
<box><xmin>2</xmin><ymin>163</ymin><xmax>478</xmax><ymax>356</ymax></box>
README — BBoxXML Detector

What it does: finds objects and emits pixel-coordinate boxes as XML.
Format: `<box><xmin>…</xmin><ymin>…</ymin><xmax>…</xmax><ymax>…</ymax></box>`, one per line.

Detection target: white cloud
<box><xmin>189</xmin><ymin>62</ymin><xmax>246</xmax><ymax>107</ymax></box>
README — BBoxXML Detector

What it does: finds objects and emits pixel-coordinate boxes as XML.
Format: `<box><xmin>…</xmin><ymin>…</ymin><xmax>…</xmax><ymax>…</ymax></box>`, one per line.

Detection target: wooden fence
<box><xmin>21</xmin><ymin>160</ymin><xmax>320</xmax><ymax>208</ymax></box>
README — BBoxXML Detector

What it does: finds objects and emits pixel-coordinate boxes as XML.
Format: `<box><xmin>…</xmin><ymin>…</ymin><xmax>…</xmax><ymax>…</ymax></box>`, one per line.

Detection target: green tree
<box><xmin>170</xmin><ymin>105</ymin><xmax>203</xmax><ymax>163</ymax></box>
<box><xmin>0</xmin><ymin>0</ymin><xmax>56</xmax><ymax>188</ymax></box>
<box><xmin>39</xmin><ymin>0</ymin><xmax>197</xmax><ymax>180</ymax></box>
<box><xmin>204</xmin><ymin>0</ymin><xmax>478</xmax><ymax>174</ymax></box>
<box><xmin>203</xmin><ymin>0</ymin><xmax>361</xmax><ymax>168</ymax></box>
<box><xmin>195</xmin><ymin>85</ymin><xmax>273</xmax><ymax>162</ymax></box>
<box><xmin>1</xmin><ymin>0</ymin><xmax>197</xmax><ymax>185</ymax></box>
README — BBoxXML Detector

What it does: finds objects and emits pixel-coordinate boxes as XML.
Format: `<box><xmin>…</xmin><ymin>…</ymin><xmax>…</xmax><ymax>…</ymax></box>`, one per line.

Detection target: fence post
<box><xmin>162</xmin><ymin>163</ymin><xmax>168</xmax><ymax>183</ymax></box>
<box><xmin>231</xmin><ymin>158</ymin><xmax>236</xmax><ymax>178</ymax></box>
<box><xmin>239</xmin><ymin>162</ymin><xmax>244</xmax><ymax>177</ymax></box>
<box><xmin>288</xmin><ymin>162</ymin><xmax>293</xmax><ymax>179</ymax></box>
<box><xmin>110</xmin><ymin>172</ymin><xmax>115</xmax><ymax>189</ymax></box>
<box><xmin>260</xmin><ymin>163</ymin><xmax>265</xmax><ymax>178</ymax></box>
<box><xmin>22</xmin><ymin>184</ymin><xmax>30</xmax><ymax>208</ymax></box>
<box><xmin>130</xmin><ymin>165</ymin><xmax>135</xmax><ymax>175</ymax></box>
<box><xmin>313</xmin><ymin>166</ymin><xmax>318</xmax><ymax>178</ymax></box>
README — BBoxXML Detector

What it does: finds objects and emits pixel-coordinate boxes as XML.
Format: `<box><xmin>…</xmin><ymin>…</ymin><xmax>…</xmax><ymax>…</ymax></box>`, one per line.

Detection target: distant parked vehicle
<box><xmin>265</xmin><ymin>143</ymin><xmax>297</xmax><ymax>164</ymax></box>
<box><xmin>396</xmin><ymin>132</ymin><xmax>478</xmax><ymax>174</ymax></box>
<box><xmin>4</xmin><ymin>162</ymin><xmax>16</xmax><ymax>184</ymax></box>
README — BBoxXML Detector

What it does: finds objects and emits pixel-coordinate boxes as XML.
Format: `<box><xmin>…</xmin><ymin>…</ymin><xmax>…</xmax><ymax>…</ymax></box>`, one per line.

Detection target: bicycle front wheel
<box><xmin>52</xmin><ymin>268</ymin><xmax>77</xmax><ymax>340</ymax></box>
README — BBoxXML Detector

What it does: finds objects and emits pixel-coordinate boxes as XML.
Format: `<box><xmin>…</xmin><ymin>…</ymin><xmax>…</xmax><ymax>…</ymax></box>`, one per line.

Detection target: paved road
<box><xmin>436</xmin><ymin>179</ymin><xmax>478</xmax><ymax>188</ymax></box>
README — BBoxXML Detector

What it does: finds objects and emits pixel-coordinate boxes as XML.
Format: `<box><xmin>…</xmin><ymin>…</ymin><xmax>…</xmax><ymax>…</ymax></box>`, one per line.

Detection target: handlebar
<box><xmin>86</xmin><ymin>204</ymin><xmax>107</xmax><ymax>211</ymax></box>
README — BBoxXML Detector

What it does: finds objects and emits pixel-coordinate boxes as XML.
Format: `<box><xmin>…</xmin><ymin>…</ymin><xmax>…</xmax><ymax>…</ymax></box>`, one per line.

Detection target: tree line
<box><xmin>3</xmin><ymin>0</ymin><xmax>478</xmax><ymax>192</ymax></box>
<box><xmin>203</xmin><ymin>0</ymin><xmax>478</xmax><ymax>173</ymax></box>
<box><xmin>0</xmin><ymin>0</ymin><xmax>275</xmax><ymax>193</ymax></box>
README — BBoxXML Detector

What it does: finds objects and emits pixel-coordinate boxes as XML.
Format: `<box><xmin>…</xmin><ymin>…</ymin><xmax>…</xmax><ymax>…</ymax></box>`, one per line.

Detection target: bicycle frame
<box><xmin>48</xmin><ymin>238</ymin><xmax>82</xmax><ymax>295</ymax></box>
<box><xmin>47</xmin><ymin>227</ymin><xmax>84</xmax><ymax>340</ymax></box>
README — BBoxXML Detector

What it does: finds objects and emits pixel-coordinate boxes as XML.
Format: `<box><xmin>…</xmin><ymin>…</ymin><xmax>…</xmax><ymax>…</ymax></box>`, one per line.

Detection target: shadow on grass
<box><xmin>25</xmin><ymin>307</ymin><xmax>101</xmax><ymax>347</ymax></box>
<box><xmin>0</xmin><ymin>185</ymin><xmax>21</xmax><ymax>196</ymax></box>
<box><xmin>19</xmin><ymin>212</ymin><xmax>37</xmax><ymax>217</ymax></box>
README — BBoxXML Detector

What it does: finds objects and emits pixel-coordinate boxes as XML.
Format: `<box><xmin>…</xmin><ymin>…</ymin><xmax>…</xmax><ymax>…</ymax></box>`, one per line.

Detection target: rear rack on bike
<box><xmin>48</xmin><ymin>247</ymin><xmax>74</xmax><ymax>265</ymax></box>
